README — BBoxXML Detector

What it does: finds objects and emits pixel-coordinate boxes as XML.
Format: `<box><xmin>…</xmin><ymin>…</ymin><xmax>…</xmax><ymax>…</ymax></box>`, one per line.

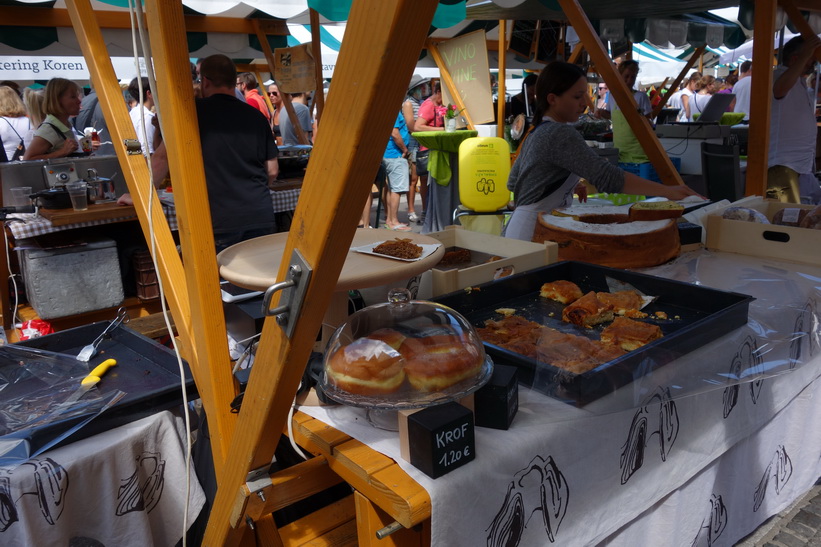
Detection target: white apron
<box><xmin>504</xmin><ymin>173</ymin><xmax>581</xmax><ymax>241</ymax></box>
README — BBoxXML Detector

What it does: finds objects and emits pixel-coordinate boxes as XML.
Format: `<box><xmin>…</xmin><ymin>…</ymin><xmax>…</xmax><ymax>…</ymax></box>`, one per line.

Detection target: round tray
<box><xmin>319</xmin><ymin>355</ymin><xmax>494</xmax><ymax>410</ymax></box>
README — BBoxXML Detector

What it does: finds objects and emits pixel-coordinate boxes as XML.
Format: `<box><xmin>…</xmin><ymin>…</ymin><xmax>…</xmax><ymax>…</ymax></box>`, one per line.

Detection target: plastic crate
<box><xmin>618</xmin><ymin>157</ymin><xmax>682</xmax><ymax>183</ymax></box>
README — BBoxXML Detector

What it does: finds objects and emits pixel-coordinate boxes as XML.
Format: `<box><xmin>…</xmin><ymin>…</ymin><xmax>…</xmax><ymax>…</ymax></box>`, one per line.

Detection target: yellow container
<box><xmin>458</xmin><ymin>137</ymin><xmax>511</xmax><ymax>212</ymax></box>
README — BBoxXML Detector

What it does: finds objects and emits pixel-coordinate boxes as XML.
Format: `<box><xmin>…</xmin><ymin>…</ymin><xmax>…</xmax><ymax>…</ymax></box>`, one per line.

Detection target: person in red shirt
<box><xmin>237</xmin><ymin>73</ymin><xmax>271</xmax><ymax>122</ymax></box>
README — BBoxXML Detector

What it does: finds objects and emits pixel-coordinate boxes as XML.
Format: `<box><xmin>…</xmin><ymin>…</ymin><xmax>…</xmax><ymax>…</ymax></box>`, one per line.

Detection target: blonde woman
<box><xmin>23</xmin><ymin>78</ymin><xmax>83</xmax><ymax>160</ymax></box>
<box><xmin>0</xmin><ymin>86</ymin><xmax>32</xmax><ymax>161</ymax></box>
<box><xmin>677</xmin><ymin>72</ymin><xmax>701</xmax><ymax>122</ymax></box>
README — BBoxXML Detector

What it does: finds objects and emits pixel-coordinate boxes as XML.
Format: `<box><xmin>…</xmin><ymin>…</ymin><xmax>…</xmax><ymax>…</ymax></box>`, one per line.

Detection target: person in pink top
<box><xmin>237</xmin><ymin>73</ymin><xmax>270</xmax><ymax>122</ymax></box>
<box><xmin>413</xmin><ymin>82</ymin><xmax>446</xmax><ymax>223</ymax></box>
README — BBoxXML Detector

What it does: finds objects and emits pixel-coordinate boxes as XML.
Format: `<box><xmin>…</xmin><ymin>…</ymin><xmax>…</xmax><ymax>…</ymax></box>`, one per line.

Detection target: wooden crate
<box><xmin>424</xmin><ymin>226</ymin><xmax>558</xmax><ymax>297</ymax></box>
<box><xmin>705</xmin><ymin>198</ymin><xmax>820</xmax><ymax>266</ymax></box>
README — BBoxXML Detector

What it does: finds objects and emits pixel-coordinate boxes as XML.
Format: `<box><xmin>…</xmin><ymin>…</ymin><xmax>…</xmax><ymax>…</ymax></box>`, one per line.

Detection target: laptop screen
<box><xmin>695</xmin><ymin>93</ymin><xmax>735</xmax><ymax>123</ymax></box>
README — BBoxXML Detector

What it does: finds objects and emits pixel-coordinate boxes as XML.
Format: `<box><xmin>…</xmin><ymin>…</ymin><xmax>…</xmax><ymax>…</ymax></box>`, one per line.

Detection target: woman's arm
<box><xmin>622</xmin><ymin>172</ymin><xmax>701</xmax><ymax>200</ymax></box>
<box><xmin>414</xmin><ymin>115</ymin><xmax>442</xmax><ymax>132</ymax></box>
<box><xmin>402</xmin><ymin>100</ymin><xmax>416</xmax><ymax>132</ymax></box>
<box><xmin>23</xmin><ymin>135</ymin><xmax>76</xmax><ymax>160</ymax></box>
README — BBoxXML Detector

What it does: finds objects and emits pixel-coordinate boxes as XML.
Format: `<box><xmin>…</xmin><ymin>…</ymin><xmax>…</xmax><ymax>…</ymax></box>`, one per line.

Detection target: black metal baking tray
<box><xmin>7</xmin><ymin>323</ymin><xmax>196</xmax><ymax>453</ymax></box>
<box><xmin>434</xmin><ymin>261</ymin><xmax>753</xmax><ymax>405</ymax></box>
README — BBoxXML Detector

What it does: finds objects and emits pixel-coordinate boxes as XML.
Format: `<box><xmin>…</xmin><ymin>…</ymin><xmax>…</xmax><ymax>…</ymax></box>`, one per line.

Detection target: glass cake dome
<box><xmin>321</xmin><ymin>288</ymin><xmax>493</xmax><ymax>409</ymax></box>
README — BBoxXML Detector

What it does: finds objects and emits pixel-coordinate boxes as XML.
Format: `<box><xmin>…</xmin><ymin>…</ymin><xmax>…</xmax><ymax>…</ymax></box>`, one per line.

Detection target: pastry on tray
<box><xmin>596</xmin><ymin>290</ymin><xmax>645</xmax><ymax>316</ymax></box>
<box><xmin>540</xmin><ymin>280</ymin><xmax>583</xmax><ymax>304</ymax></box>
<box><xmin>600</xmin><ymin>317</ymin><xmax>663</xmax><ymax>351</ymax></box>
<box><xmin>562</xmin><ymin>291</ymin><xmax>614</xmax><ymax>328</ymax></box>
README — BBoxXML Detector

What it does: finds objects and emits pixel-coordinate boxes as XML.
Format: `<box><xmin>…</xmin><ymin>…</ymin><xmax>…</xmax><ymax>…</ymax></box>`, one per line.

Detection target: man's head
<box><xmin>237</xmin><ymin>72</ymin><xmax>258</xmax><ymax>94</ymax></box>
<box><xmin>782</xmin><ymin>36</ymin><xmax>815</xmax><ymax>74</ymax></box>
<box><xmin>199</xmin><ymin>55</ymin><xmax>237</xmax><ymax>97</ymax></box>
<box><xmin>523</xmin><ymin>73</ymin><xmax>538</xmax><ymax>103</ymax></box>
<box><xmin>739</xmin><ymin>60</ymin><xmax>752</xmax><ymax>77</ymax></box>
<box><xmin>128</xmin><ymin>77</ymin><xmax>153</xmax><ymax>106</ymax></box>
<box><xmin>618</xmin><ymin>60</ymin><xmax>640</xmax><ymax>90</ymax></box>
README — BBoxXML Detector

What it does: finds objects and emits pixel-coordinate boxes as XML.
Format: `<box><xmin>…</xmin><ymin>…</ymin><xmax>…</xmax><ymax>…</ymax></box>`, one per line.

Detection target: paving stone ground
<box><xmin>737</xmin><ymin>481</ymin><xmax>821</xmax><ymax>546</ymax></box>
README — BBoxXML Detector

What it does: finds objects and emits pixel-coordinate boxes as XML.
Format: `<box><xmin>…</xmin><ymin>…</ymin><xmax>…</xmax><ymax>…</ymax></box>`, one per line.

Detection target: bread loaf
<box><xmin>721</xmin><ymin>207</ymin><xmax>770</xmax><ymax>223</ymax></box>
<box><xmin>772</xmin><ymin>207</ymin><xmax>809</xmax><ymax>227</ymax></box>
<box><xmin>799</xmin><ymin>204</ymin><xmax>821</xmax><ymax>230</ymax></box>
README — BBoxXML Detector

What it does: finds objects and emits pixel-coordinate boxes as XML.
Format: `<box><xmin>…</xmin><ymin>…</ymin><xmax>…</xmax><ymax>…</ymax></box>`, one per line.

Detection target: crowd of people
<box><xmin>2</xmin><ymin>35</ymin><xmax>820</xmax><ymax>247</ymax></box>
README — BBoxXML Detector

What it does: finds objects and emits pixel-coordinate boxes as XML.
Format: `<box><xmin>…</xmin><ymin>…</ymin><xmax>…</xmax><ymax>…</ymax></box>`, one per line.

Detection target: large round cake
<box><xmin>532</xmin><ymin>205</ymin><xmax>680</xmax><ymax>269</ymax></box>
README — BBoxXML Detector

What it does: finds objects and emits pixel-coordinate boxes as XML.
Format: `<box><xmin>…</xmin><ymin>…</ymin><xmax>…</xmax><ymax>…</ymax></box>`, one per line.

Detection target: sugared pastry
<box><xmin>562</xmin><ymin>291</ymin><xmax>614</xmax><ymax>328</ymax></box>
<box><xmin>326</xmin><ymin>328</ymin><xmax>407</xmax><ymax>395</ymax></box>
<box><xmin>600</xmin><ymin>317</ymin><xmax>663</xmax><ymax>351</ymax></box>
<box><xmin>399</xmin><ymin>329</ymin><xmax>484</xmax><ymax>392</ymax></box>
<box><xmin>540</xmin><ymin>280</ymin><xmax>583</xmax><ymax>304</ymax></box>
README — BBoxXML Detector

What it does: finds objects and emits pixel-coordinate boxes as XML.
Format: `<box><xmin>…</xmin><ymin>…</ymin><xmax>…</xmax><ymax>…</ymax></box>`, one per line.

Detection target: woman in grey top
<box><xmin>505</xmin><ymin>62</ymin><xmax>699</xmax><ymax>241</ymax></box>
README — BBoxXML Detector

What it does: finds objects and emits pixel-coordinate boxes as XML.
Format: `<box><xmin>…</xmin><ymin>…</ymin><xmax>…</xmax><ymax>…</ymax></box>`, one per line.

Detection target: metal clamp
<box><xmin>261</xmin><ymin>248</ymin><xmax>312</xmax><ymax>338</ymax></box>
<box><xmin>124</xmin><ymin>139</ymin><xmax>143</xmax><ymax>155</ymax></box>
<box><xmin>245</xmin><ymin>466</ymin><xmax>272</xmax><ymax>503</ymax></box>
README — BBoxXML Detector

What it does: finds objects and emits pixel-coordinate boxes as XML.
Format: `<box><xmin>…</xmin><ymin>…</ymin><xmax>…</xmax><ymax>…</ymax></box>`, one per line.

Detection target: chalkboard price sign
<box><xmin>406</xmin><ymin>402</ymin><xmax>475</xmax><ymax>479</ymax></box>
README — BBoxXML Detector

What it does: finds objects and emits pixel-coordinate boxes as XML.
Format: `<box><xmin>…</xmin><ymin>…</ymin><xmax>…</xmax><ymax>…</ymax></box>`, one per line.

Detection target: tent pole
<box><xmin>203</xmin><ymin>0</ymin><xmax>440</xmax><ymax>543</ymax></box>
<box><xmin>568</xmin><ymin>42</ymin><xmax>584</xmax><ymax>63</ymax></box>
<box><xmin>746</xmin><ymin>0</ymin><xmax>778</xmax><ymax>197</ymax></box>
<box><xmin>309</xmin><ymin>9</ymin><xmax>326</xmax><ymax>122</ymax></box>
<box><xmin>497</xmin><ymin>19</ymin><xmax>507</xmax><ymax>138</ymax></box>
<box><xmin>255</xmin><ymin>69</ymin><xmax>275</xmax><ymax>114</ymax></box>
<box><xmin>651</xmin><ymin>46</ymin><xmax>704</xmax><ymax>118</ymax></box>
<box><xmin>557</xmin><ymin>0</ymin><xmax>684</xmax><ymax>186</ymax></box>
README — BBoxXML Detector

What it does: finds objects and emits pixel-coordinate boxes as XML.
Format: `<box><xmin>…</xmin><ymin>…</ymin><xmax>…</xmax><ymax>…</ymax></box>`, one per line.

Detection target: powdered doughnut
<box><xmin>399</xmin><ymin>329</ymin><xmax>484</xmax><ymax>392</ymax></box>
<box><xmin>326</xmin><ymin>328</ymin><xmax>407</xmax><ymax>395</ymax></box>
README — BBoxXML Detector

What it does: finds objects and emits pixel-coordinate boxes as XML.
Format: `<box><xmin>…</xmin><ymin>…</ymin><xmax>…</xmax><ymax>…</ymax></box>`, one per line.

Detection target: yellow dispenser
<box><xmin>458</xmin><ymin>137</ymin><xmax>511</xmax><ymax>213</ymax></box>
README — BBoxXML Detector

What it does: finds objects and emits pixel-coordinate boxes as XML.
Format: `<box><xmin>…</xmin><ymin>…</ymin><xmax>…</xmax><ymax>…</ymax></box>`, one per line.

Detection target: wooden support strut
<box><xmin>651</xmin><ymin>46</ymin><xmax>705</xmax><ymax>118</ymax></box>
<box><xmin>497</xmin><ymin>19</ymin><xmax>507</xmax><ymax>139</ymax></box>
<box><xmin>558</xmin><ymin>0</ymin><xmax>685</xmax><ymax>186</ymax></box>
<box><xmin>779</xmin><ymin>0</ymin><xmax>821</xmax><ymax>64</ymax></box>
<box><xmin>253</xmin><ymin>19</ymin><xmax>311</xmax><ymax>146</ymax></box>
<box><xmin>746</xmin><ymin>0</ymin><xmax>778</xmax><ymax>197</ymax></box>
<box><xmin>203</xmin><ymin>0</ymin><xmax>441</xmax><ymax>544</ymax></box>
<box><xmin>309</xmin><ymin>9</ymin><xmax>326</xmax><ymax>123</ymax></box>
<box><xmin>427</xmin><ymin>39</ymin><xmax>476</xmax><ymax>130</ymax></box>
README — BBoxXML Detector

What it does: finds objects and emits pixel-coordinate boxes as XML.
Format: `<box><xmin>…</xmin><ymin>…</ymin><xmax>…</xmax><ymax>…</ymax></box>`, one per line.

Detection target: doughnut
<box><xmin>325</xmin><ymin>328</ymin><xmax>407</xmax><ymax>395</ymax></box>
<box><xmin>399</xmin><ymin>329</ymin><xmax>484</xmax><ymax>392</ymax></box>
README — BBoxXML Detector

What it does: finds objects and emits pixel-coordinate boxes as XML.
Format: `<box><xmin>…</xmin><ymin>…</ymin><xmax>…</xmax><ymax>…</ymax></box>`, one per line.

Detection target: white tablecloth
<box><xmin>0</xmin><ymin>410</ymin><xmax>204</xmax><ymax>547</ymax></box>
<box><xmin>299</xmin><ymin>249</ymin><xmax>821</xmax><ymax>546</ymax></box>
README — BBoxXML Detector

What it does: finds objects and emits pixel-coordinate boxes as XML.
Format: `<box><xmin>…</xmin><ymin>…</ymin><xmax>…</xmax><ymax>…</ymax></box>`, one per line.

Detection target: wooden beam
<box><xmin>309</xmin><ymin>9</ymin><xmax>326</xmax><ymax>122</ymax></box>
<box><xmin>203</xmin><ymin>0</ymin><xmax>440</xmax><ymax>543</ymax></box>
<box><xmin>780</xmin><ymin>0</ymin><xmax>821</xmax><ymax>63</ymax></box>
<box><xmin>61</xmin><ymin>0</ymin><xmax>193</xmax><ymax>359</ymax></box>
<box><xmin>651</xmin><ymin>46</ymin><xmax>704</xmax><ymax>118</ymax></box>
<box><xmin>253</xmin><ymin>19</ymin><xmax>311</xmax><ymax>145</ymax></box>
<box><xmin>497</xmin><ymin>20</ymin><xmax>507</xmax><ymax>139</ymax></box>
<box><xmin>747</xmin><ymin>0</ymin><xmax>778</xmax><ymax>196</ymax></box>
<box><xmin>142</xmin><ymin>0</ymin><xmax>239</xmax><ymax>472</ymax></box>
<box><xmin>254</xmin><ymin>69</ymin><xmax>275</xmax><ymax>114</ymax></box>
<box><xmin>0</xmin><ymin>6</ymin><xmax>289</xmax><ymax>35</ymax></box>
<box><xmin>427</xmin><ymin>40</ymin><xmax>476</xmax><ymax>130</ymax></box>
<box><xmin>568</xmin><ymin>42</ymin><xmax>584</xmax><ymax>64</ymax></box>
<box><xmin>558</xmin><ymin>0</ymin><xmax>684</xmax><ymax>186</ymax></box>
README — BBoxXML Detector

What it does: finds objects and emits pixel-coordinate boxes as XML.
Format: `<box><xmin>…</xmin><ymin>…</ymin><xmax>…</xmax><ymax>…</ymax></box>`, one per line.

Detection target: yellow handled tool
<box><xmin>65</xmin><ymin>359</ymin><xmax>117</xmax><ymax>403</ymax></box>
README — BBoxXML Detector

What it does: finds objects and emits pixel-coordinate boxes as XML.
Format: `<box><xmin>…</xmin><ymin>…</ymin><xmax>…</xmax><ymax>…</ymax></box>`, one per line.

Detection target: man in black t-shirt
<box><xmin>147</xmin><ymin>55</ymin><xmax>279</xmax><ymax>251</ymax></box>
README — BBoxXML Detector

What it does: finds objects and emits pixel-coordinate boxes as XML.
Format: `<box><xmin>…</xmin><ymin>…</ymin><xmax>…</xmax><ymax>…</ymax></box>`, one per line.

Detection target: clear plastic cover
<box><xmin>321</xmin><ymin>289</ymin><xmax>492</xmax><ymax>409</ymax></box>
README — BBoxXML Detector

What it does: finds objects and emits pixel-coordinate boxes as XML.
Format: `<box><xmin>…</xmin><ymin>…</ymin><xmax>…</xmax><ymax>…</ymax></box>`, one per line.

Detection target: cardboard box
<box><xmin>425</xmin><ymin>226</ymin><xmax>558</xmax><ymax>297</ymax></box>
<box><xmin>705</xmin><ymin>197</ymin><xmax>819</xmax><ymax>266</ymax></box>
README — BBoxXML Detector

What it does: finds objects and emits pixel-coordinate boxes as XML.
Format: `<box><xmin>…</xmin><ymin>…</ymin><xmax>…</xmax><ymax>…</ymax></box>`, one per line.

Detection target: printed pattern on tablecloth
<box><xmin>5</xmin><ymin>205</ymin><xmax>177</xmax><ymax>239</ymax></box>
<box><xmin>0</xmin><ymin>411</ymin><xmax>204</xmax><ymax>547</ymax></box>
<box><xmin>298</xmin><ymin>250</ymin><xmax>821</xmax><ymax>547</ymax></box>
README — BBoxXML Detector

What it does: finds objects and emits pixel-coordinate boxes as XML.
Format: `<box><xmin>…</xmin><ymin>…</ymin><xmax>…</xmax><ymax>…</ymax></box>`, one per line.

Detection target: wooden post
<box><xmin>747</xmin><ymin>0</ymin><xmax>778</xmax><ymax>196</ymax></box>
<box><xmin>651</xmin><ymin>46</ymin><xmax>705</xmax><ymax>118</ymax></box>
<box><xmin>558</xmin><ymin>0</ymin><xmax>684</xmax><ymax>186</ymax></box>
<box><xmin>309</xmin><ymin>9</ymin><xmax>326</xmax><ymax>122</ymax></box>
<box><xmin>203</xmin><ymin>0</ymin><xmax>440</xmax><ymax>543</ymax></box>
<box><xmin>568</xmin><ymin>42</ymin><xmax>584</xmax><ymax>64</ymax></box>
<box><xmin>779</xmin><ymin>0</ymin><xmax>821</xmax><ymax>63</ymax></box>
<box><xmin>427</xmin><ymin>40</ymin><xmax>476</xmax><ymax>130</ymax></box>
<box><xmin>253</xmin><ymin>19</ymin><xmax>311</xmax><ymax>145</ymax></box>
<box><xmin>255</xmin><ymin>69</ymin><xmax>274</xmax><ymax>114</ymax></box>
<box><xmin>497</xmin><ymin>19</ymin><xmax>507</xmax><ymax>139</ymax></box>
<box><xmin>61</xmin><ymin>1</ymin><xmax>193</xmax><ymax>358</ymax></box>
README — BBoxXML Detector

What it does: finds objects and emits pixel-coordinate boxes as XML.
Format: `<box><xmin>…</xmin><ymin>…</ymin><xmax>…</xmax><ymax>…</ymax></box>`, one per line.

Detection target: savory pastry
<box><xmin>596</xmin><ymin>291</ymin><xmax>645</xmax><ymax>316</ymax></box>
<box><xmin>535</xmin><ymin>328</ymin><xmax>626</xmax><ymax>374</ymax></box>
<box><xmin>600</xmin><ymin>317</ymin><xmax>663</xmax><ymax>351</ymax></box>
<box><xmin>772</xmin><ymin>207</ymin><xmax>809</xmax><ymax>227</ymax></box>
<box><xmin>325</xmin><ymin>328</ymin><xmax>406</xmax><ymax>395</ymax></box>
<box><xmin>562</xmin><ymin>291</ymin><xmax>614</xmax><ymax>328</ymax></box>
<box><xmin>372</xmin><ymin>238</ymin><xmax>423</xmax><ymax>259</ymax></box>
<box><xmin>437</xmin><ymin>248</ymin><xmax>472</xmax><ymax>267</ymax></box>
<box><xmin>540</xmin><ymin>280</ymin><xmax>584</xmax><ymax>304</ymax></box>
<box><xmin>399</xmin><ymin>329</ymin><xmax>484</xmax><ymax>392</ymax></box>
<box><xmin>799</xmin><ymin>204</ymin><xmax>821</xmax><ymax>230</ymax></box>
<box><xmin>721</xmin><ymin>207</ymin><xmax>770</xmax><ymax>223</ymax></box>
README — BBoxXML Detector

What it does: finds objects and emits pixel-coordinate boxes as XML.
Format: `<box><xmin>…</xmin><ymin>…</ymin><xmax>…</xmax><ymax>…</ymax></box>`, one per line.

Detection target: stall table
<box><xmin>0</xmin><ymin>410</ymin><xmax>204</xmax><ymax>546</ymax></box>
<box><xmin>217</xmin><ymin>228</ymin><xmax>444</xmax><ymax>345</ymax></box>
<box><xmin>413</xmin><ymin>130</ymin><xmax>477</xmax><ymax>234</ymax></box>
<box><xmin>295</xmin><ymin>249</ymin><xmax>821</xmax><ymax>546</ymax></box>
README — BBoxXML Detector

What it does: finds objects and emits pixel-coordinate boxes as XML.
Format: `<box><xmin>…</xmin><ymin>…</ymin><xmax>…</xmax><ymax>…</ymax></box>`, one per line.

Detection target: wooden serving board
<box><xmin>39</xmin><ymin>202</ymin><xmax>137</xmax><ymax>226</ymax></box>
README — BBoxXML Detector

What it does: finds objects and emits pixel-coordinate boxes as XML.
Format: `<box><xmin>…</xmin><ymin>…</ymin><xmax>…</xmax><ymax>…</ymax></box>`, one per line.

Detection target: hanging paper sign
<box><xmin>437</xmin><ymin>30</ymin><xmax>494</xmax><ymax>125</ymax></box>
<box><xmin>274</xmin><ymin>44</ymin><xmax>317</xmax><ymax>93</ymax></box>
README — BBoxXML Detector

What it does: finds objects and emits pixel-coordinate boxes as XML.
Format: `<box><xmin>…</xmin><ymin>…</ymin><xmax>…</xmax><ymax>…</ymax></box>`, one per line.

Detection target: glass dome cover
<box><xmin>321</xmin><ymin>289</ymin><xmax>493</xmax><ymax>409</ymax></box>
